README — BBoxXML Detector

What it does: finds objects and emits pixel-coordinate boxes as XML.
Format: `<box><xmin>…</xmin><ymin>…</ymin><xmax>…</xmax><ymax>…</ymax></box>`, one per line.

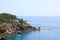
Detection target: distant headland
<box><xmin>0</xmin><ymin>13</ymin><xmax>40</xmax><ymax>40</ymax></box>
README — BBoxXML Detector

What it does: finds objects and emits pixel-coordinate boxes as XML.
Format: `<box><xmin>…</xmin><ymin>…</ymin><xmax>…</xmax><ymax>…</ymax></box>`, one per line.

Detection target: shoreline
<box><xmin>0</xmin><ymin>13</ymin><xmax>40</xmax><ymax>40</ymax></box>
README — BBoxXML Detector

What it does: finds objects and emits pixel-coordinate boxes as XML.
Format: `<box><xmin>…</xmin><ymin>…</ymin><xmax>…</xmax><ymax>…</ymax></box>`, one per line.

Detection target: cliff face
<box><xmin>22</xmin><ymin>23</ymin><xmax>32</xmax><ymax>28</ymax></box>
<box><xmin>22</xmin><ymin>23</ymin><xmax>30</xmax><ymax>27</ymax></box>
<box><xmin>0</xmin><ymin>21</ymin><xmax>38</xmax><ymax>35</ymax></box>
<box><xmin>0</xmin><ymin>22</ymin><xmax>34</xmax><ymax>34</ymax></box>
<box><xmin>17</xmin><ymin>22</ymin><xmax>33</xmax><ymax>31</ymax></box>
<box><xmin>0</xmin><ymin>23</ymin><xmax>14</xmax><ymax>34</ymax></box>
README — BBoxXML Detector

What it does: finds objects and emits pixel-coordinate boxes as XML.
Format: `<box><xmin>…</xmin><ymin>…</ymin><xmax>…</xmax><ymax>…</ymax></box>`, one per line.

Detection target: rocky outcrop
<box><xmin>0</xmin><ymin>22</ymin><xmax>37</xmax><ymax>35</ymax></box>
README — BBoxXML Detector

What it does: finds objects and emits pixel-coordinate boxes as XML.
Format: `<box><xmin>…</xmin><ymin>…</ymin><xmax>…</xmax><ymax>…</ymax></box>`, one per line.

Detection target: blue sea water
<box><xmin>6</xmin><ymin>16</ymin><xmax>60</xmax><ymax>40</ymax></box>
<box><xmin>18</xmin><ymin>16</ymin><xmax>60</xmax><ymax>28</ymax></box>
<box><xmin>6</xmin><ymin>31</ymin><xmax>40</xmax><ymax>40</ymax></box>
<box><xmin>6</xmin><ymin>30</ymin><xmax>60</xmax><ymax>40</ymax></box>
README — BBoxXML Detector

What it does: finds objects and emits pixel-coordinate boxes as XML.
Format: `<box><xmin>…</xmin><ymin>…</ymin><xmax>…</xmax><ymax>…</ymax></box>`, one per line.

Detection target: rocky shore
<box><xmin>0</xmin><ymin>22</ymin><xmax>39</xmax><ymax>40</ymax></box>
<box><xmin>0</xmin><ymin>13</ymin><xmax>40</xmax><ymax>40</ymax></box>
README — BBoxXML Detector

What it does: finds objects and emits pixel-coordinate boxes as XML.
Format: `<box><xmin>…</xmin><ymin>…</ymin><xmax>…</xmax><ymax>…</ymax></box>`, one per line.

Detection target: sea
<box><xmin>6</xmin><ymin>16</ymin><xmax>60</xmax><ymax>40</ymax></box>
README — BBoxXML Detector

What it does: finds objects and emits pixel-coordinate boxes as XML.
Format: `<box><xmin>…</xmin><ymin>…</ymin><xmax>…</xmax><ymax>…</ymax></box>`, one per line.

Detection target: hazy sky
<box><xmin>0</xmin><ymin>0</ymin><xmax>60</xmax><ymax>16</ymax></box>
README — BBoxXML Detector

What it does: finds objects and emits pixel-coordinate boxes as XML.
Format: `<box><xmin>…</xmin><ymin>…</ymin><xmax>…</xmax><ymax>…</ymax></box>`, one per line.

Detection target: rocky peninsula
<box><xmin>0</xmin><ymin>13</ymin><xmax>39</xmax><ymax>40</ymax></box>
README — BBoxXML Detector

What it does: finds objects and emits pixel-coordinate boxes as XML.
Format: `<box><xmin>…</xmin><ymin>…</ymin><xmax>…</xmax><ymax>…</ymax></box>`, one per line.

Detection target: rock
<box><xmin>38</xmin><ymin>27</ymin><xmax>40</xmax><ymax>31</ymax></box>
<box><xmin>0</xmin><ymin>37</ymin><xmax>5</xmax><ymax>40</ymax></box>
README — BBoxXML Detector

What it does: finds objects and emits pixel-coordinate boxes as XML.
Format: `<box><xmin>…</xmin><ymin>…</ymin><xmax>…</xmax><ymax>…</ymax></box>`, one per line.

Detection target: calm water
<box><xmin>6</xmin><ymin>29</ymin><xmax>60</xmax><ymax>40</ymax></box>
<box><xmin>6</xmin><ymin>16</ymin><xmax>60</xmax><ymax>40</ymax></box>
<box><xmin>6</xmin><ymin>31</ymin><xmax>40</xmax><ymax>40</ymax></box>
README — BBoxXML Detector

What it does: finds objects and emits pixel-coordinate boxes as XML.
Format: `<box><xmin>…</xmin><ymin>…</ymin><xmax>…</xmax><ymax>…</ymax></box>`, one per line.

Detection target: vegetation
<box><xmin>0</xmin><ymin>13</ymin><xmax>17</xmax><ymax>23</ymax></box>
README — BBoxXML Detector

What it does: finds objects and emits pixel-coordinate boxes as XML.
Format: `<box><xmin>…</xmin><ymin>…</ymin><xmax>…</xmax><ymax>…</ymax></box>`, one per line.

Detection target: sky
<box><xmin>0</xmin><ymin>0</ymin><xmax>60</xmax><ymax>16</ymax></box>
